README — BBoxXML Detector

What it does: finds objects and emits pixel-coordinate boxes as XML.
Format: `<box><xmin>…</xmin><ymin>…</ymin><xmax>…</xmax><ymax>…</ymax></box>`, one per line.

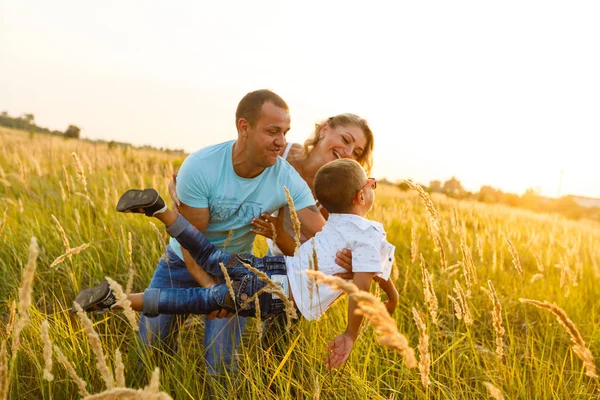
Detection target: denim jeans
<box><xmin>143</xmin><ymin>215</ymin><xmax>290</xmax><ymax>320</ymax></box>
<box><xmin>138</xmin><ymin>247</ymin><xmax>247</xmax><ymax>375</ymax></box>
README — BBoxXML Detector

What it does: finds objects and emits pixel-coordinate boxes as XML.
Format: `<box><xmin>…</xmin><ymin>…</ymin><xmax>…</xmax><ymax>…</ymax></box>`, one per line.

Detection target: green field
<box><xmin>1</xmin><ymin>127</ymin><xmax>599</xmax><ymax>399</ymax></box>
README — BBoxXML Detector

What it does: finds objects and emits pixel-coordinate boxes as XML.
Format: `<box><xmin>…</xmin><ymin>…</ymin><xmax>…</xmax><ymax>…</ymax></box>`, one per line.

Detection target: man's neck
<box><xmin>231</xmin><ymin>140</ymin><xmax>266</xmax><ymax>179</ymax></box>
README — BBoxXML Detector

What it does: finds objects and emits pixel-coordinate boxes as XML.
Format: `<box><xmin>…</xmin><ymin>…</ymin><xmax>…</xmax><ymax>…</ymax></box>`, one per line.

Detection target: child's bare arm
<box><xmin>325</xmin><ymin>272</ymin><xmax>375</xmax><ymax>369</ymax></box>
<box><xmin>374</xmin><ymin>276</ymin><xmax>399</xmax><ymax>315</ymax></box>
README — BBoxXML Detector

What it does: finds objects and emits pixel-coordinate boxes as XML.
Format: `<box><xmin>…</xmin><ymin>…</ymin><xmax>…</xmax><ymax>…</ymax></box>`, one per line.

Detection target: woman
<box><xmin>250</xmin><ymin>113</ymin><xmax>375</xmax><ymax>256</ymax></box>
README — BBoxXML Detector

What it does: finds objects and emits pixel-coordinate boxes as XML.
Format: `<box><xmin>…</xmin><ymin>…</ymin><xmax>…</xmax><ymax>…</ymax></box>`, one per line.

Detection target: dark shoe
<box><xmin>116</xmin><ymin>189</ymin><xmax>166</xmax><ymax>216</ymax></box>
<box><xmin>72</xmin><ymin>281</ymin><xmax>117</xmax><ymax>313</ymax></box>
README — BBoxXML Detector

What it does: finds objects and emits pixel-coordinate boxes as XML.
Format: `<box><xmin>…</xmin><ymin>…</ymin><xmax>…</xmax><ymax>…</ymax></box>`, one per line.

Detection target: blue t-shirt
<box><xmin>169</xmin><ymin>140</ymin><xmax>315</xmax><ymax>258</ymax></box>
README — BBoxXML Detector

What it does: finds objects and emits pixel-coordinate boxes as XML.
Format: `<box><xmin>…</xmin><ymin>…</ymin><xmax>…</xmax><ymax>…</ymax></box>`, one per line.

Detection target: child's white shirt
<box><xmin>285</xmin><ymin>213</ymin><xmax>395</xmax><ymax>321</ymax></box>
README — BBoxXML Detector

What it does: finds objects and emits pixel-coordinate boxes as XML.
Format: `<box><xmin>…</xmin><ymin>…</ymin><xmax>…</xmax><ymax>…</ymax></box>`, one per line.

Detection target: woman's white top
<box><xmin>266</xmin><ymin>142</ymin><xmax>311</xmax><ymax>256</ymax></box>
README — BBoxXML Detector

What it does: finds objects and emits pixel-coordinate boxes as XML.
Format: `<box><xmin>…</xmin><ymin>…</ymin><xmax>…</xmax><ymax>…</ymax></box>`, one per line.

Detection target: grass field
<box><xmin>1</xmin><ymin>126</ymin><xmax>599</xmax><ymax>399</ymax></box>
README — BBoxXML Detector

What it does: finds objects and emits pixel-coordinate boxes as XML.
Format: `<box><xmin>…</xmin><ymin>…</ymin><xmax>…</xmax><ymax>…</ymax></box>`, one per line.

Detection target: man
<box><xmin>139</xmin><ymin>89</ymin><xmax>330</xmax><ymax>374</ymax></box>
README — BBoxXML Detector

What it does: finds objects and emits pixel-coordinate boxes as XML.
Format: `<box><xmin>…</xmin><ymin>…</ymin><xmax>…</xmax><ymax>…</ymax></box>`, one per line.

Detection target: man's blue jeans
<box><xmin>139</xmin><ymin>247</ymin><xmax>247</xmax><ymax>375</ymax></box>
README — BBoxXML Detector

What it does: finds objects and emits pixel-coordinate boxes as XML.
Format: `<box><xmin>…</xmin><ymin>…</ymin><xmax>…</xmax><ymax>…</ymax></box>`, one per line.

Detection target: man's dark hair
<box><xmin>235</xmin><ymin>89</ymin><xmax>289</xmax><ymax>128</ymax></box>
<box><xmin>314</xmin><ymin>159</ymin><xmax>366</xmax><ymax>213</ymax></box>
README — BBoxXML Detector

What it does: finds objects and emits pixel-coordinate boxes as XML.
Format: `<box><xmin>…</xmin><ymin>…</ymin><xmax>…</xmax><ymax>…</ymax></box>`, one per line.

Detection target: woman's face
<box><xmin>317</xmin><ymin>124</ymin><xmax>367</xmax><ymax>164</ymax></box>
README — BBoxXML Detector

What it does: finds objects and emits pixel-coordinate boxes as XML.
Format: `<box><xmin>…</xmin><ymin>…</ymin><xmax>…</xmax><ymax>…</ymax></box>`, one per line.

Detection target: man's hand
<box><xmin>334</xmin><ymin>248</ymin><xmax>354</xmax><ymax>280</ymax></box>
<box><xmin>251</xmin><ymin>207</ymin><xmax>285</xmax><ymax>240</ymax></box>
<box><xmin>324</xmin><ymin>333</ymin><xmax>354</xmax><ymax>369</ymax></box>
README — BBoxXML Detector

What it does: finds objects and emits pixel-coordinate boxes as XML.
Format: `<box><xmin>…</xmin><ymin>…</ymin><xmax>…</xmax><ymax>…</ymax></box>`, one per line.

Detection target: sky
<box><xmin>1</xmin><ymin>1</ymin><xmax>599</xmax><ymax>198</ymax></box>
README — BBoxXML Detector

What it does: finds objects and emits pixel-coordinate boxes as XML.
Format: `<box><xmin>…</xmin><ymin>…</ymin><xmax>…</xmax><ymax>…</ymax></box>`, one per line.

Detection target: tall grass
<box><xmin>1</xmin><ymin>126</ymin><xmax>600</xmax><ymax>398</ymax></box>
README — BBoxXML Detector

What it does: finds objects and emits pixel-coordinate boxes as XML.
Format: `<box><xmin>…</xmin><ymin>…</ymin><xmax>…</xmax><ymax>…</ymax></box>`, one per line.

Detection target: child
<box><xmin>74</xmin><ymin>159</ymin><xmax>398</xmax><ymax>368</ymax></box>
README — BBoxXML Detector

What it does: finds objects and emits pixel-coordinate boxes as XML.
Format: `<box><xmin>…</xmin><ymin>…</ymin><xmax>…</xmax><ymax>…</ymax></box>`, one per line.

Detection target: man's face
<box><xmin>244</xmin><ymin>102</ymin><xmax>291</xmax><ymax>167</ymax></box>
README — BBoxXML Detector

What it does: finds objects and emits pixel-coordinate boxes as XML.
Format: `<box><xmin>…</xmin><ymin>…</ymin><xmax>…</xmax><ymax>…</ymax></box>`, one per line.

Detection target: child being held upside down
<box><xmin>73</xmin><ymin>158</ymin><xmax>398</xmax><ymax>368</ymax></box>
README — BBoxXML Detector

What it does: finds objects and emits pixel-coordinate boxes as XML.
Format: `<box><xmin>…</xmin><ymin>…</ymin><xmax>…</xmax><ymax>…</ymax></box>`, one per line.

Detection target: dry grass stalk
<box><xmin>4</xmin><ymin>302</ymin><xmax>16</xmax><ymax>337</ymax></box>
<box><xmin>306</xmin><ymin>271</ymin><xmax>417</xmax><ymax>368</ymax></box>
<box><xmin>519</xmin><ymin>298</ymin><xmax>597</xmax><ymax>378</ymax></box>
<box><xmin>1</xmin><ymin>341</ymin><xmax>8</xmax><ymax>400</ymax></box>
<box><xmin>404</xmin><ymin>180</ymin><xmax>441</xmax><ymax>233</ymax></box>
<box><xmin>114</xmin><ymin>348</ymin><xmax>125</xmax><ymax>387</ymax></box>
<box><xmin>62</xmin><ymin>166</ymin><xmax>71</xmax><ymax>199</ymax></box>
<box><xmin>0</xmin><ymin>209</ymin><xmax>7</xmax><ymax>237</ymax></box>
<box><xmin>532</xmin><ymin>250</ymin><xmax>544</xmax><ymax>272</ymax></box>
<box><xmin>74</xmin><ymin>208</ymin><xmax>81</xmax><ymax>226</ymax></box>
<box><xmin>269</xmin><ymin>222</ymin><xmax>277</xmax><ymax>245</ymax></box>
<box><xmin>412</xmin><ymin>308</ymin><xmax>431</xmax><ymax>387</ymax></box>
<box><xmin>49</xmin><ymin>243</ymin><xmax>91</xmax><ymax>268</ymax></box>
<box><xmin>502</xmin><ymin>233</ymin><xmax>523</xmax><ymax>274</ymax></box>
<box><xmin>126</xmin><ymin>232</ymin><xmax>135</xmax><ymax>294</ymax></box>
<box><xmin>58</xmin><ymin>181</ymin><xmax>67</xmax><ymax>201</ymax></box>
<box><xmin>283</xmin><ymin>187</ymin><xmax>302</xmax><ymax>254</ymax></box>
<box><xmin>460</xmin><ymin>243</ymin><xmax>478</xmax><ymax>289</ymax></box>
<box><xmin>12</xmin><ymin>237</ymin><xmax>39</xmax><ymax>357</ymax></box>
<box><xmin>126</xmin><ymin>268</ymin><xmax>135</xmax><ymax>296</ymax></box>
<box><xmin>402</xmin><ymin>262</ymin><xmax>410</xmax><ymax>295</ymax></box>
<box><xmin>54</xmin><ymin>345</ymin><xmax>90</xmax><ymax>397</ymax></box>
<box><xmin>447</xmin><ymin>295</ymin><xmax>463</xmax><ymax>320</ymax></box>
<box><xmin>222</xmin><ymin>229</ymin><xmax>234</xmax><ymax>250</ymax></box>
<box><xmin>410</xmin><ymin>227</ymin><xmax>419</xmax><ymax>264</ymax></box>
<box><xmin>41</xmin><ymin>320</ymin><xmax>54</xmax><ymax>381</ymax></box>
<box><xmin>82</xmin><ymin>388</ymin><xmax>173</xmax><ymax>400</ymax></box>
<box><xmin>146</xmin><ymin>367</ymin><xmax>161</xmax><ymax>393</ymax></box>
<box><xmin>484</xmin><ymin>280</ymin><xmax>505</xmax><ymax>361</ymax></box>
<box><xmin>242</xmin><ymin>263</ymin><xmax>297</xmax><ymax>329</ymax></box>
<box><xmin>219</xmin><ymin>263</ymin><xmax>237</xmax><ymax>304</ymax></box>
<box><xmin>105</xmin><ymin>277</ymin><xmax>139</xmax><ymax>332</ymax></box>
<box><xmin>476</xmin><ymin>233</ymin><xmax>484</xmax><ymax>264</ymax></box>
<box><xmin>483</xmin><ymin>382</ymin><xmax>505</xmax><ymax>400</ymax></box>
<box><xmin>420</xmin><ymin>254</ymin><xmax>438</xmax><ymax>324</ymax></box>
<box><xmin>453</xmin><ymin>281</ymin><xmax>473</xmax><ymax>326</ymax></box>
<box><xmin>149</xmin><ymin>221</ymin><xmax>166</xmax><ymax>249</ymax></box>
<box><xmin>530</xmin><ymin>273</ymin><xmax>544</xmax><ymax>283</ymax></box>
<box><xmin>307</xmin><ymin>239</ymin><xmax>321</xmax><ymax>304</ymax></box>
<box><xmin>127</xmin><ymin>231</ymin><xmax>133</xmax><ymax>269</ymax></box>
<box><xmin>73</xmin><ymin>302</ymin><xmax>115</xmax><ymax>389</ymax></box>
<box><xmin>433</xmin><ymin>235</ymin><xmax>448</xmax><ymax>273</ymax></box>
<box><xmin>254</xmin><ymin>296</ymin><xmax>262</xmax><ymax>338</ymax></box>
<box><xmin>71</xmin><ymin>152</ymin><xmax>89</xmax><ymax>196</ymax></box>
<box><xmin>51</xmin><ymin>214</ymin><xmax>71</xmax><ymax>254</ymax></box>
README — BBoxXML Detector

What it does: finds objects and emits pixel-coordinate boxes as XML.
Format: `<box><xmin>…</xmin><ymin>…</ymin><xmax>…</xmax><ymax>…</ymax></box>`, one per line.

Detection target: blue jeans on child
<box><xmin>139</xmin><ymin>248</ymin><xmax>247</xmax><ymax>374</ymax></box>
<box><xmin>140</xmin><ymin>216</ymin><xmax>292</xmax><ymax>369</ymax></box>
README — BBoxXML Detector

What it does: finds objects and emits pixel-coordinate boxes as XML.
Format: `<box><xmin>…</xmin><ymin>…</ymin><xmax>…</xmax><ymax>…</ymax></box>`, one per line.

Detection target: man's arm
<box><xmin>325</xmin><ymin>272</ymin><xmax>375</xmax><ymax>369</ymax></box>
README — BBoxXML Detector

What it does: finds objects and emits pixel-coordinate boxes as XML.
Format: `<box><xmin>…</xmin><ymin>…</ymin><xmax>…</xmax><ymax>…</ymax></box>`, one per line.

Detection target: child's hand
<box><xmin>324</xmin><ymin>333</ymin><xmax>354</xmax><ymax>369</ymax></box>
<box><xmin>384</xmin><ymin>297</ymin><xmax>398</xmax><ymax>316</ymax></box>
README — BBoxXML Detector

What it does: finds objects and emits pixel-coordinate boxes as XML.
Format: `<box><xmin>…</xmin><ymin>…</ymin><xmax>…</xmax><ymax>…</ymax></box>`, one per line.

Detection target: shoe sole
<box><xmin>116</xmin><ymin>189</ymin><xmax>159</xmax><ymax>214</ymax></box>
<box><xmin>72</xmin><ymin>281</ymin><xmax>111</xmax><ymax>312</ymax></box>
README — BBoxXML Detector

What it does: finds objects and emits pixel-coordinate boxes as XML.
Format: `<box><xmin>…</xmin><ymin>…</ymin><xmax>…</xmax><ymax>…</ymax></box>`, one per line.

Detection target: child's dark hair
<box><xmin>314</xmin><ymin>159</ymin><xmax>366</xmax><ymax>213</ymax></box>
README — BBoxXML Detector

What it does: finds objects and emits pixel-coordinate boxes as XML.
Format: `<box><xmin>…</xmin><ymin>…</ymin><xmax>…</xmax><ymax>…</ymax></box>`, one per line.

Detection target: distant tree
<box><xmin>477</xmin><ymin>185</ymin><xmax>502</xmax><ymax>203</ymax></box>
<box><xmin>23</xmin><ymin>113</ymin><xmax>35</xmax><ymax>126</ymax></box>
<box><xmin>442</xmin><ymin>177</ymin><xmax>465</xmax><ymax>198</ymax></box>
<box><xmin>396</xmin><ymin>181</ymin><xmax>412</xmax><ymax>191</ymax></box>
<box><xmin>64</xmin><ymin>125</ymin><xmax>81</xmax><ymax>139</ymax></box>
<box><xmin>521</xmin><ymin>187</ymin><xmax>542</xmax><ymax>210</ymax></box>
<box><xmin>429</xmin><ymin>180</ymin><xmax>442</xmax><ymax>193</ymax></box>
